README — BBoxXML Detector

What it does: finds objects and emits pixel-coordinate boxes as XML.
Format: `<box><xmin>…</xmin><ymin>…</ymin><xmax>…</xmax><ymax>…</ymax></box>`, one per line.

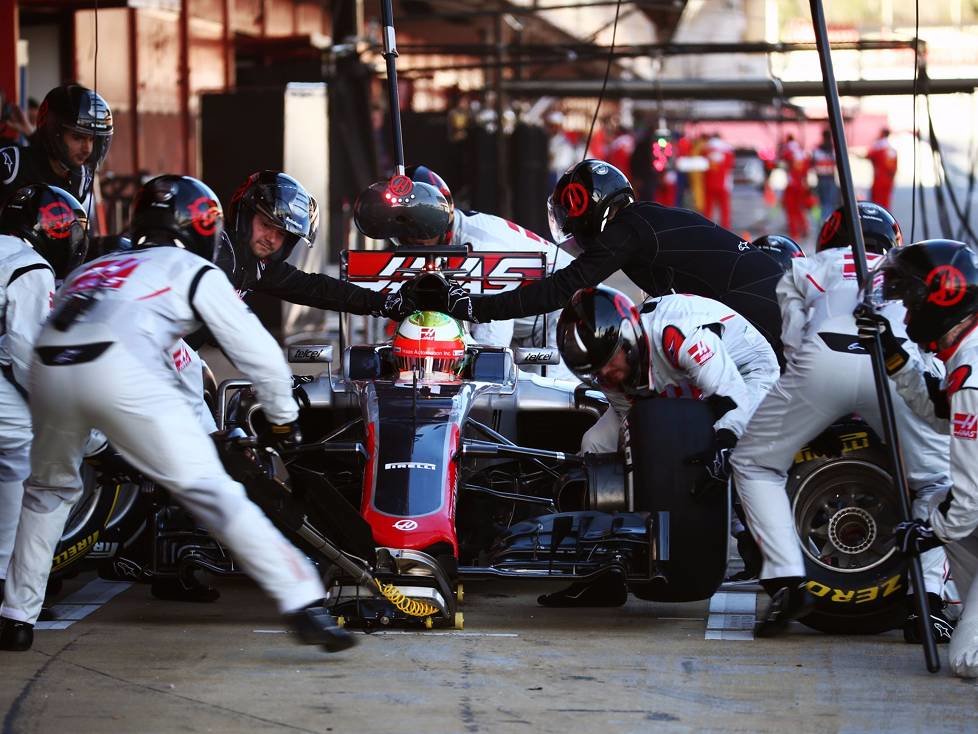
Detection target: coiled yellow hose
<box><xmin>374</xmin><ymin>578</ymin><xmax>441</xmax><ymax>617</ymax></box>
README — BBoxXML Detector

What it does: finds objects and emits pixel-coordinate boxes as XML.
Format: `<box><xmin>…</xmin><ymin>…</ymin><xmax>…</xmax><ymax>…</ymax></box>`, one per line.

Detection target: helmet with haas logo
<box><xmin>36</xmin><ymin>83</ymin><xmax>114</xmax><ymax>173</ymax></box>
<box><xmin>556</xmin><ymin>285</ymin><xmax>649</xmax><ymax>393</ymax></box>
<box><xmin>130</xmin><ymin>175</ymin><xmax>230</xmax><ymax>274</ymax></box>
<box><xmin>354</xmin><ymin>177</ymin><xmax>452</xmax><ymax>245</ymax></box>
<box><xmin>406</xmin><ymin>165</ymin><xmax>454</xmax><ymax>218</ymax></box>
<box><xmin>0</xmin><ymin>184</ymin><xmax>88</xmax><ymax>278</ymax></box>
<box><xmin>817</xmin><ymin>201</ymin><xmax>903</xmax><ymax>254</ymax></box>
<box><xmin>753</xmin><ymin>234</ymin><xmax>805</xmax><ymax>273</ymax></box>
<box><xmin>877</xmin><ymin>239</ymin><xmax>978</xmax><ymax>347</ymax></box>
<box><xmin>548</xmin><ymin>159</ymin><xmax>635</xmax><ymax>245</ymax></box>
<box><xmin>228</xmin><ymin>171</ymin><xmax>318</xmax><ymax>265</ymax></box>
<box><xmin>392</xmin><ymin>311</ymin><xmax>468</xmax><ymax>381</ymax></box>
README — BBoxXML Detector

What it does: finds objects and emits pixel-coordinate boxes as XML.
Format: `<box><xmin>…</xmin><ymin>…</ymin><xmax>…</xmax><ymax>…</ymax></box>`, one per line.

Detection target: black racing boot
<box><xmin>754</xmin><ymin>580</ymin><xmax>815</xmax><ymax>638</ymax></box>
<box><xmin>150</xmin><ymin>574</ymin><xmax>221</xmax><ymax>603</ymax></box>
<box><xmin>537</xmin><ymin>567</ymin><xmax>628</xmax><ymax>608</ymax></box>
<box><xmin>0</xmin><ymin>617</ymin><xmax>34</xmax><ymax>651</ymax></box>
<box><xmin>285</xmin><ymin>603</ymin><xmax>356</xmax><ymax>652</ymax></box>
<box><xmin>903</xmin><ymin>593</ymin><xmax>955</xmax><ymax>644</ymax></box>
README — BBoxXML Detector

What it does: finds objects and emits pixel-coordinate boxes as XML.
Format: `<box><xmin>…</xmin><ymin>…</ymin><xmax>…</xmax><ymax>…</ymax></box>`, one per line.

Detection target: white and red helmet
<box><xmin>392</xmin><ymin>311</ymin><xmax>468</xmax><ymax>380</ymax></box>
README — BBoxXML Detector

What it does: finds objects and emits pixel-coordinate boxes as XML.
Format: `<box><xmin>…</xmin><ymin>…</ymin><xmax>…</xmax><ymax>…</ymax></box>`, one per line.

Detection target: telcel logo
<box><xmin>393</xmin><ymin>519</ymin><xmax>418</xmax><ymax>531</ymax></box>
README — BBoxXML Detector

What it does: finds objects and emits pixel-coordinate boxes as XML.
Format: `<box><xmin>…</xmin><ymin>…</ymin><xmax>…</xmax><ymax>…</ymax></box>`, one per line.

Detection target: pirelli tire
<box><xmin>779</xmin><ymin>428</ymin><xmax>908</xmax><ymax>635</ymax></box>
<box><xmin>49</xmin><ymin>464</ymin><xmax>122</xmax><ymax>579</ymax></box>
<box><xmin>626</xmin><ymin>398</ymin><xmax>730</xmax><ymax>603</ymax></box>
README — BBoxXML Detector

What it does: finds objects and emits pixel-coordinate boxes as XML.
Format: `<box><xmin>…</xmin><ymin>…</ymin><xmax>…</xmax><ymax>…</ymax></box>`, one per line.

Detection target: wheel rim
<box><xmin>792</xmin><ymin>458</ymin><xmax>900</xmax><ymax>573</ymax></box>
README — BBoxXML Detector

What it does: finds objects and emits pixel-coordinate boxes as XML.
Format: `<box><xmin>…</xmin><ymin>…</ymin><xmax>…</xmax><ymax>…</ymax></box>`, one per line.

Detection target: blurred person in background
<box><xmin>866</xmin><ymin>127</ymin><xmax>897</xmax><ymax>210</ymax></box>
<box><xmin>780</xmin><ymin>134</ymin><xmax>811</xmax><ymax>240</ymax></box>
<box><xmin>812</xmin><ymin>129</ymin><xmax>840</xmax><ymax>218</ymax></box>
<box><xmin>704</xmin><ymin>131</ymin><xmax>735</xmax><ymax>230</ymax></box>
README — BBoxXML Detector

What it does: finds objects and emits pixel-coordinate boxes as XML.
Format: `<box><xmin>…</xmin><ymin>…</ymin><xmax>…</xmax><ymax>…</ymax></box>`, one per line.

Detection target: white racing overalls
<box><xmin>1</xmin><ymin>245</ymin><xmax>324</xmax><ymax>625</ymax></box>
<box><xmin>889</xmin><ymin>325</ymin><xmax>978</xmax><ymax>676</ymax></box>
<box><xmin>0</xmin><ymin>234</ymin><xmax>55</xmax><ymax>582</ymax></box>
<box><xmin>731</xmin><ymin>248</ymin><xmax>951</xmax><ymax>591</ymax></box>
<box><xmin>581</xmin><ymin>293</ymin><xmax>780</xmax><ymax>453</ymax></box>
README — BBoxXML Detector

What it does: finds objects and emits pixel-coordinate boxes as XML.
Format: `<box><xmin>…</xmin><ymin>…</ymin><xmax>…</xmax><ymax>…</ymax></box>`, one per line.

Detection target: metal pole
<box><xmin>379</xmin><ymin>0</ymin><xmax>405</xmax><ymax>175</ymax></box>
<box><xmin>808</xmin><ymin>0</ymin><xmax>940</xmax><ymax>673</ymax></box>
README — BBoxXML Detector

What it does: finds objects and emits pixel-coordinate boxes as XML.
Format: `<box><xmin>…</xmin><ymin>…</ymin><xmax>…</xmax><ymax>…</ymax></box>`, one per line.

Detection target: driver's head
<box><xmin>354</xmin><ymin>176</ymin><xmax>452</xmax><ymax>246</ymax></box>
<box><xmin>548</xmin><ymin>159</ymin><xmax>635</xmax><ymax>245</ymax></box>
<box><xmin>556</xmin><ymin>285</ymin><xmax>649</xmax><ymax>393</ymax></box>
<box><xmin>392</xmin><ymin>311</ymin><xmax>468</xmax><ymax>381</ymax></box>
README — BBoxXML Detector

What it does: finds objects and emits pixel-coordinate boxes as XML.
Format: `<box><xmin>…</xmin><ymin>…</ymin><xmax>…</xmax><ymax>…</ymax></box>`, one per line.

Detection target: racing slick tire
<box><xmin>626</xmin><ymin>398</ymin><xmax>730</xmax><ymax>603</ymax></box>
<box><xmin>775</xmin><ymin>425</ymin><xmax>908</xmax><ymax>635</ymax></box>
<box><xmin>50</xmin><ymin>464</ymin><xmax>123</xmax><ymax>578</ymax></box>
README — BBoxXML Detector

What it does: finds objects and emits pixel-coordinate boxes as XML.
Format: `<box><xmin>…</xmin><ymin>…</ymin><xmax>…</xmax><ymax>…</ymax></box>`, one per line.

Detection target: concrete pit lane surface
<box><xmin>1</xmin><ymin>575</ymin><xmax>976</xmax><ymax>734</ymax></box>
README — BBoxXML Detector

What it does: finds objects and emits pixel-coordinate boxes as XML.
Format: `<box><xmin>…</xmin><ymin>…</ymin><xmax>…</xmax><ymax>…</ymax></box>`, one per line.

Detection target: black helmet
<box><xmin>36</xmin><ymin>83</ymin><xmax>113</xmax><ymax>173</ymax></box>
<box><xmin>0</xmin><ymin>184</ymin><xmax>88</xmax><ymax>279</ymax></box>
<box><xmin>227</xmin><ymin>171</ymin><xmax>318</xmax><ymax>265</ymax></box>
<box><xmin>130</xmin><ymin>175</ymin><xmax>229</xmax><ymax>273</ymax></box>
<box><xmin>817</xmin><ymin>201</ymin><xmax>903</xmax><ymax>254</ymax></box>
<box><xmin>556</xmin><ymin>285</ymin><xmax>649</xmax><ymax>393</ymax></box>
<box><xmin>877</xmin><ymin>239</ymin><xmax>978</xmax><ymax>348</ymax></box>
<box><xmin>405</xmin><ymin>164</ymin><xmax>454</xmax><ymax>217</ymax></box>
<box><xmin>548</xmin><ymin>159</ymin><xmax>635</xmax><ymax>244</ymax></box>
<box><xmin>353</xmin><ymin>176</ymin><xmax>452</xmax><ymax>245</ymax></box>
<box><xmin>753</xmin><ymin>234</ymin><xmax>805</xmax><ymax>272</ymax></box>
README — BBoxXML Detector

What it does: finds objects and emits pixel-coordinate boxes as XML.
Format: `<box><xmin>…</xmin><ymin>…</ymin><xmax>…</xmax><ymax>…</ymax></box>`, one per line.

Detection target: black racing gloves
<box><xmin>686</xmin><ymin>428</ymin><xmax>738</xmax><ymax>483</ymax></box>
<box><xmin>445</xmin><ymin>279</ymin><xmax>476</xmax><ymax>322</ymax></box>
<box><xmin>853</xmin><ymin>304</ymin><xmax>909</xmax><ymax>375</ymax></box>
<box><xmin>376</xmin><ymin>289</ymin><xmax>416</xmax><ymax>321</ymax></box>
<box><xmin>893</xmin><ymin>519</ymin><xmax>944</xmax><ymax>555</ymax></box>
<box><xmin>374</xmin><ymin>277</ymin><xmax>477</xmax><ymax>322</ymax></box>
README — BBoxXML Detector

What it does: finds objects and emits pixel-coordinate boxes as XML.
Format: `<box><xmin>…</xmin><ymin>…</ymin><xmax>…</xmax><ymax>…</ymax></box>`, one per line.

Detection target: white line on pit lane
<box><xmin>35</xmin><ymin>578</ymin><xmax>132</xmax><ymax>630</ymax></box>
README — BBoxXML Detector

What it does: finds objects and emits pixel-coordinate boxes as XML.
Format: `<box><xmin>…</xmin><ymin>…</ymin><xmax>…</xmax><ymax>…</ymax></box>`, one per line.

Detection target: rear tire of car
<box><xmin>778</xmin><ymin>428</ymin><xmax>908</xmax><ymax>635</ymax></box>
<box><xmin>626</xmin><ymin>398</ymin><xmax>730</xmax><ymax>603</ymax></box>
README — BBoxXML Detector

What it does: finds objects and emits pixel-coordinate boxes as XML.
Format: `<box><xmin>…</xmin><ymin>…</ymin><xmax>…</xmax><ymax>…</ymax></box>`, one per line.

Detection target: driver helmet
<box><xmin>392</xmin><ymin>311</ymin><xmax>468</xmax><ymax>381</ymax></box>
<box><xmin>556</xmin><ymin>285</ymin><xmax>649</xmax><ymax>393</ymax></box>
<box><xmin>36</xmin><ymin>83</ymin><xmax>114</xmax><ymax>173</ymax></box>
<box><xmin>817</xmin><ymin>201</ymin><xmax>903</xmax><ymax>255</ymax></box>
<box><xmin>752</xmin><ymin>234</ymin><xmax>805</xmax><ymax>273</ymax></box>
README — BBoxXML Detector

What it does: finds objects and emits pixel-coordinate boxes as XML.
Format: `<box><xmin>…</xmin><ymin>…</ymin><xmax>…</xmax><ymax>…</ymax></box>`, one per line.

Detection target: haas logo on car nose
<box><xmin>393</xmin><ymin>519</ymin><xmax>418</xmax><ymax>531</ymax></box>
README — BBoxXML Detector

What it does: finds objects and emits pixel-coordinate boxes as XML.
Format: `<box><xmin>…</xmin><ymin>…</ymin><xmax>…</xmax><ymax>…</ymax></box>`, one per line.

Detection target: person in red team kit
<box><xmin>780</xmin><ymin>135</ymin><xmax>812</xmax><ymax>240</ymax></box>
<box><xmin>704</xmin><ymin>132</ymin><xmax>734</xmax><ymax>230</ymax></box>
<box><xmin>866</xmin><ymin>127</ymin><xmax>898</xmax><ymax>210</ymax></box>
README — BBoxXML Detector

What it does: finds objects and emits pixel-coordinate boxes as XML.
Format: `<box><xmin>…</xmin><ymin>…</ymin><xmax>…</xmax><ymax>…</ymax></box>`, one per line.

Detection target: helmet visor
<box><xmin>251</xmin><ymin>182</ymin><xmax>313</xmax><ymax>248</ymax></box>
<box><xmin>547</xmin><ymin>193</ymin><xmax>573</xmax><ymax>244</ymax></box>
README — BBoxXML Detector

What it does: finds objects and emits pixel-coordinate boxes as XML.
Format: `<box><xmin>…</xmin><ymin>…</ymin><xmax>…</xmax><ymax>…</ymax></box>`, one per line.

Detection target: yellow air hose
<box><xmin>374</xmin><ymin>578</ymin><xmax>441</xmax><ymax>617</ymax></box>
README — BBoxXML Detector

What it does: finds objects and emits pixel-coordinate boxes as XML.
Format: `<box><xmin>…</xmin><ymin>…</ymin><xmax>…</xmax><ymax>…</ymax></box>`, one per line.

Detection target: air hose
<box><xmin>374</xmin><ymin>578</ymin><xmax>441</xmax><ymax>617</ymax></box>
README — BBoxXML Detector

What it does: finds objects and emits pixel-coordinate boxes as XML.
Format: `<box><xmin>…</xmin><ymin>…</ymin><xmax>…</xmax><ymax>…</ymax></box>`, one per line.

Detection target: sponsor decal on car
<box><xmin>393</xmin><ymin>519</ymin><xmax>418</xmax><ymax>531</ymax></box>
<box><xmin>384</xmin><ymin>462</ymin><xmax>437</xmax><ymax>470</ymax></box>
<box><xmin>953</xmin><ymin>412</ymin><xmax>978</xmax><ymax>440</ymax></box>
<box><xmin>805</xmin><ymin>574</ymin><xmax>903</xmax><ymax>604</ymax></box>
<box><xmin>346</xmin><ymin>251</ymin><xmax>546</xmax><ymax>294</ymax></box>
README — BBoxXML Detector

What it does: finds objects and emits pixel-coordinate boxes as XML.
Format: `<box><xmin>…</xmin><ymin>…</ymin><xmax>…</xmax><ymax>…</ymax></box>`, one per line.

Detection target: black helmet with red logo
<box><xmin>556</xmin><ymin>285</ymin><xmax>649</xmax><ymax>393</ymax></box>
<box><xmin>877</xmin><ymin>239</ymin><xmax>978</xmax><ymax>347</ymax></box>
<box><xmin>353</xmin><ymin>176</ymin><xmax>452</xmax><ymax>245</ymax></box>
<box><xmin>36</xmin><ymin>83</ymin><xmax>114</xmax><ymax>173</ymax></box>
<box><xmin>227</xmin><ymin>171</ymin><xmax>318</xmax><ymax>266</ymax></box>
<box><xmin>548</xmin><ymin>159</ymin><xmax>635</xmax><ymax>244</ymax></box>
<box><xmin>817</xmin><ymin>201</ymin><xmax>903</xmax><ymax>254</ymax></box>
<box><xmin>130</xmin><ymin>175</ymin><xmax>229</xmax><ymax>273</ymax></box>
<box><xmin>0</xmin><ymin>184</ymin><xmax>88</xmax><ymax>278</ymax></box>
<box><xmin>405</xmin><ymin>164</ymin><xmax>454</xmax><ymax>217</ymax></box>
<box><xmin>753</xmin><ymin>234</ymin><xmax>805</xmax><ymax>273</ymax></box>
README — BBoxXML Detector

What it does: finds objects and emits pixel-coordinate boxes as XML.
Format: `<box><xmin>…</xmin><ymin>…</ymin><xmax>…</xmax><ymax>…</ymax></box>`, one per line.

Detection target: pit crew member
<box><xmin>0</xmin><ymin>175</ymin><xmax>354</xmax><ymax>653</ymax></box>
<box><xmin>856</xmin><ymin>239</ymin><xmax>978</xmax><ymax>678</ymax></box>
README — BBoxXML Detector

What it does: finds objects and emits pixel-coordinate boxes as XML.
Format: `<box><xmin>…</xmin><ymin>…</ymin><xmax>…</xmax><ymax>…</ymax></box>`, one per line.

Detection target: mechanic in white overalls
<box><xmin>0</xmin><ymin>175</ymin><xmax>354</xmax><ymax>653</ymax></box>
<box><xmin>544</xmin><ymin>285</ymin><xmax>780</xmax><ymax>606</ymax></box>
<box><xmin>360</xmin><ymin>165</ymin><xmax>577</xmax><ymax>380</ymax></box>
<box><xmin>857</xmin><ymin>239</ymin><xmax>978</xmax><ymax>678</ymax></box>
<box><xmin>732</xmin><ymin>203</ymin><xmax>955</xmax><ymax>640</ymax></box>
<box><xmin>0</xmin><ymin>185</ymin><xmax>88</xmax><ymax>597</ymax></box>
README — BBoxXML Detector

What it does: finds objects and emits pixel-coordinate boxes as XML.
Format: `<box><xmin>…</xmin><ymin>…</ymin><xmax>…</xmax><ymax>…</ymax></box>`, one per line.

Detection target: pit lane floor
<box><xmin>1</xmin><ymin>575</ymin><xmax>975</xmax><ymax>734</ymax></box>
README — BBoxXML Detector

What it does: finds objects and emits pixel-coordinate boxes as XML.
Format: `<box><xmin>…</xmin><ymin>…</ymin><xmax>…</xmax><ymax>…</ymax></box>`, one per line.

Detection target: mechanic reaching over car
<box><xmin>0</xmin><ymin>175</ymin><xmax>354</xmax><ymax>653</ymax></box>
<box><xmin>855</xmin><ymin>239</ymin><xmax>978</xmax><ymax>678</ymax></box>
<box><xmin>377</xmin><ymin>159</ymin><xmax>789</xmax><ymax>360</ymax></box>
<box><xmin>731</xmin><ymin>203</ymin><xmax>956</xmax><ymax>641</ymax></box>
<box><xmin>540</xmin><ymin>285</ymin><xmax>779</xmax><ymax>606</ymax></box>
<box><xmin>221</xmin><ymin>170</ymin><xmax>414</xmax><ymax>322</ymax></box>
<box><xmin>0</xmin><ymin>185</ymin><xmax>89</xmax><ymax>600</ymax></box>
<box><xmin>0</xmin><ymin>84</ymin><xmax>113</xmax><ymax>221</ymax></box>
<box><xmin>353</xmin><ymin>165</ymin><xmax>576</xmax><ymax>380</ymax></box>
